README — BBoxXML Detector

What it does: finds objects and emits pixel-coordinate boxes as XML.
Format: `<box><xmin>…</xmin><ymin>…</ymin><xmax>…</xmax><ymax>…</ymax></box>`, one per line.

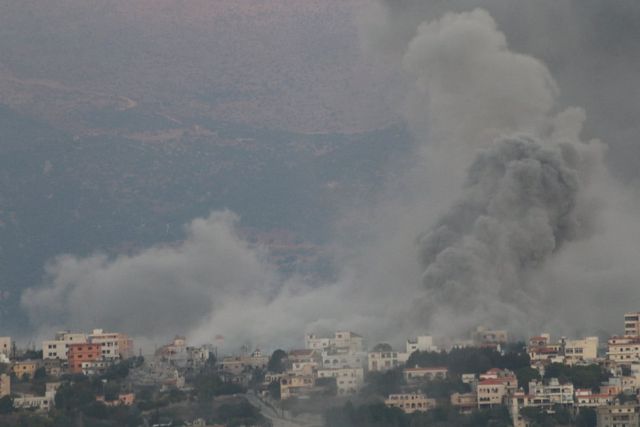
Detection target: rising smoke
<box><xmin>21</xmin><ymin>3</ymin><xmax>640</xmax><ymax>348</ymax></box>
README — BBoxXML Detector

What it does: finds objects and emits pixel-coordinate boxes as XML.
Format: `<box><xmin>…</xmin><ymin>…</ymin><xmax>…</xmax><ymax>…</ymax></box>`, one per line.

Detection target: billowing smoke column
<box><xmin>417</xmin><ymin>134</ymin><xmax>601</xmax><ymax>336</ymax></box>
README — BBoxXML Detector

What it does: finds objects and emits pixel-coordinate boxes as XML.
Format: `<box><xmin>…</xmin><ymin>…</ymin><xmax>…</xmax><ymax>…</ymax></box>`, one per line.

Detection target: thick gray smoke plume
<box><xmin>20</xmin><ymin>3</ymin><xmax>640</xmax><ymax>347</ymax></box>
<box><xmin>417</xmin><ymin>134</ymin><xmax>603</xmax><ymax>336</ymax></box>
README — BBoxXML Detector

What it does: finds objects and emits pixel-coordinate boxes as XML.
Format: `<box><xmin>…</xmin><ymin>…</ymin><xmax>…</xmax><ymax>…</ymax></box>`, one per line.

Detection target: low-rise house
<box><xmin>12</xmin><ymin>360</ymin><xmax>41</xmax><ymax>380</ymax></box>
<box><xmin>597</xmin><ymin>402</ymin><xmax>640</xmax><ymax>427</ymax></box>
<box><xmin>221</xmin><ymin>349</ymin><xmax>268</xmax><ymax>375</ymax></box>
<box><xmin>0</xmin><ymin>373</ymin><xmax>10</xmax><ymax>398</ymax></box>
<box><xmin>43</xmin><ymin>359</ymin><xmax>62</xmax><ymax>377</ymax></box>
<box><xmin>403</xmin><ymin>366</ymin><xmax>448</xmax><ymax>383</ymax></box>
<box><xmin>96</xmin><ymin>393</ymin><xmax>136</xmax><ymax>406</ymax></box>
<box><xmin>385</xmin><ymin>393</ymin><xmax>436</xmax><ymax>414</ymax></box>
<box><xmin>406</xmin><ymin>336</ymin><xmax>437</xmax><ymax>354</ymax></box>
<box><xmin>280</xmin><ymin>374</ymin><xmax>315</xmax><ymax>400</ymax></box>
<box><xmin>451</xmin><ymin>392</ymin><xmax>477</xmax><ymax>413</ymax></box>
<box><xmin>288</xmin><ymin>349</ymin><xmax>321</xmax><ymax>375</ymax></box>
<box><xmin>317</xmin><ymin>367</ymin><xmax>364</xmax><ymax>395</ymax></box>
<box><xmin>12</xmin><ymin>383</ymin><xmax>58</xmax><ymax>412</ymax></box>
<box><xmin>574</xmin><ymin>389</ymin><xmax>614</xmax><ymax>408</ymax></box>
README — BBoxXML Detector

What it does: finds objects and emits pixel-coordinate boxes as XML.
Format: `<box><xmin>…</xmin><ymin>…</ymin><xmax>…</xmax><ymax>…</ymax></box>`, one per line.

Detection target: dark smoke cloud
<box><xmin>417</xmin><ymin>134</ymin><xmax>604</xmax><ymax>336</ymax></box>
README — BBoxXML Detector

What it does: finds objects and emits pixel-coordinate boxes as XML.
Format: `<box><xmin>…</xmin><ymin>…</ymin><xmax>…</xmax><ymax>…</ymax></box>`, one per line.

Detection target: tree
<box><xmin>267</xmin><ymin>349</ymin><xmax>287</xmax><ymax>373</ymax></box>
<box><xmin>0</xmin><ymin>395</ymin><xmax>13</xmax><ymax>414</ymax></box>
<box><xmin>576</xmin><ymin>408</ymin><xmax>597</xmax><ymax>427</ymax></box>
<box><xmin>267</xmin><ymin>380</ymin><xmax>281</xmax><ymax>400</ymax></box>
<box><xmin>372</xmin><ymin>343</ymin><xmax>393</xmax><ymax>352</ymax></box>
<box><xmin>515</xmin><ymin>367</ymin><xmax>541</xmax><ymax>392</ymax></box>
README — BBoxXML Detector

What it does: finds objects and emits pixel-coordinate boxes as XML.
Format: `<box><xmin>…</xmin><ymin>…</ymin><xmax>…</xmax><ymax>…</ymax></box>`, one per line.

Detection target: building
<box><xmin>473</xmin><ymin>327</ymin><xmax>508</xmax><ymax>345</ymax></box>
<box><xmin>280</xmin><ymin>374</ymin><xmax>315</xmax><ymax>400</ymax></box>
<box><xmin>12</xmin><ymin>383</ymin><xmax>59</xmax><ymax>412</ymax></box>
<box><xmin>608</xmin><ymin>336</ymin><xmax>640</xmax><ymax>363</ymax></box>
<box><xmin>574</xmin><ymin>389</ymin><xmax>615</xmax><ymax>408</ymax></box>
<box><xmin>477</xmin><ymin>370</ymin><xmax>518</xmax><ymax>409</ymax></box>
<box><xmin>0</xmin><ymin>373</ymin><xmax>10</xmax><ymax>398</ymax></box>
<box><xmin>597</xmin><ymin>403</ymin><xmax>640</xmax><ymax>427</ymax></box>
<box><xmin>477</xmin><ymin>379</ymin><xmax>509</xmax><ymax>408</ymax></box>
<box><xmin>44</xmin><ymin>359</ymin><xmax>63</xmax><ymax>377</ymax></box>
<box><xmin>451</xmin><ymin>392</ymin><xmax>477</xmax><ymax>413</ymax></box>
<box><xmin>305</xmin><ymin>331</ymin><xmax>363</xmax><ymax>352</ymax></box>
<box><xmin>317</xmin><ymin>367</ymin><xmax>364</xmax><ymax>395</ymax></box>
<box><xmin>42</xmin><ymin>331</ymin><xmax>87</xmax><ymax>360</ymax></box>
<box><xmin>221</xmin><ymin>349</ymin><xmax>269</xmax><ymax>375</ymax></box>
<box><xmin>12</xmin><ymin>360</ymin><xmax>41</xmax><ymax>380</ymax></box>
<box><xmin>288</xmin><ymin>349</ymin><xmax>321</xmax><ymax>375</ymax></box>
<box><xmin>368</xmin><ymin>350</ymin><xmax>401</xmax><ymax>372</ymax></box>
<box><xmin>385</xmin><ymin>393</ymin><xmax>436</xmax><ymax>414</ymax></box>
<box><xmin>406</xmin><ymin>336</ymin><xmax>437</xmax><ymax>354</ymax></box>
<box><xmin>321</xmin><ymin>349</ymin><xmax>366</xmax><ymax>369</ymax></box>
<box><xmin>0</xmin><ymin>337</ymin><xmax>11</xmax><ymax>357</ymax></box>
<box><xmin>88</xmin><ymin>329</ymin><xmax>133</xmax><ymax>359</ymax></box>
<box><xmin>96</xmin><ymin>393</ymin><xmax>136</xmax><ymax>406</ymax></box>
<box><xmin>67</xmin><ymin>343</ymin><xmax>103</xmax><ymax>374</ymax></box>
<box><xmin>561</xmin><ymin>336</ymin><xmax>599</xmax><ymax>364</ymax></box>
<box><xmin>403</xmin><ymin>366</ymin><xmax>448</xmax><ymax>383</ymax></box>
<box><xmin>528</xmin><ymin>378</ymin><xmax>574</xmax><ymax>405</ymax></box>
<box><xmin>625</xmin><ymin>312</ymin><xmax>640</xmax><ymax>337</ymax></box>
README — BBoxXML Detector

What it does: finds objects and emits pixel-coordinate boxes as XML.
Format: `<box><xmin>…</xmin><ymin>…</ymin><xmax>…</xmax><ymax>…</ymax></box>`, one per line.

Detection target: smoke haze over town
<box><xmin>1</xmin><ymin>0</ymin><xmax>640</xmax><ymax>354</ymax></box>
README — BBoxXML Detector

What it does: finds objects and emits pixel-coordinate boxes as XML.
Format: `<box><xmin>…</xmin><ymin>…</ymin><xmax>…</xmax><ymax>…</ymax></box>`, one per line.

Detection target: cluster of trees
<box><xmin>405</xmin><ymin>345</ymin><xmax>530</xmax><ymax>375</ymax></box>
<box><xmin>324</xmin><ymin>402</ymin><xmax>513</xmax><ymax>427</ymax></box>
<box><xmin>520</xmin><ymin>406</ymin><xmax>596</xmax><ymax>427</ymax></box>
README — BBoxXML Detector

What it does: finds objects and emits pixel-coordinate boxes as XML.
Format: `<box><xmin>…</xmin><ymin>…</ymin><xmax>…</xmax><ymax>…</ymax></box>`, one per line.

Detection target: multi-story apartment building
<box><xmin>597</xmin><ymin>403</ymin><xmax>640</xmax><ymax>427</ymax></box>
<box><xmin>528</xmin><ymin>378</ymin><xmax>574</xmax><ymax>405</ymax></box>
<box><xmin>67</xmin><ymin>343</ymin><xmax>103</xmax><ymax>374</ymax></box>
<box><xmin>317</xmin><ymin>367</ymin><xmax>364</xmax><ymax>395</ymax></box>
<box><xmin>561</xmin><ymin>337</ymin><xmax>599</xmax><ymax>364</ymax></box>
<box><xmin>321</xmin><ymin>349</ymin><xmax>366</xmax><ymax>369</ymax></box>
<box><xmin>88</xmin><ymin>329</ymin><xmax>133</xmax><ymax>359</ymax></box>
<box><xmin>368</xmin><ymin>350</ymin><xmax>401</xmax><ymax>372</ymax></box>
<box><xmin>607</xmin><ymin>336</ymin><xmax>640</xmax><ymax>363</ymax></box>
<box><xmin>624</xmin><ymin>312</ymin><xmax>640</xmax><ymax>337</ymax></box>
<box><xmin>42</xmin><ymin>331</ymin><xmax>87</xmax><ymax>360</ymax></box>
<box><xmin>385</xmin><ymin>393</ymin><xmax>436</xmax><ymax>414</ymax></box>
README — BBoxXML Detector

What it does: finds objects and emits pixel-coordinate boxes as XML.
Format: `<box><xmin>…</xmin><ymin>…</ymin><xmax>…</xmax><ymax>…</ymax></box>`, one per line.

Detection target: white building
<box><xmin>42</xmin><ymin>331</ymin><xmax>87</xmax><ymax>360</ymax></box>
<box><xmin>406</xmin><ymin>336</ymin><xmax>437</xmax><ymax>354</ymax></box>
<box><xmin>368</xmin><ymin>351</ymin><xmax>401</xmax><ymax>372</ymax></box>
<box><xmin>321</xmin><ymin>350</ymin><xmax>366</xmax><ymax>370</ymax></box>
<box><xmin>12</xmin><ymin>384</ymin><xmax>58</xmax><ymax>412</ymax></box>
<box><xmin>88</xmin><ymin>329</ymin><xmax>133</xmax><ymax>359</ymax></box>
<box><xmin>625</xmin><ymin>312</ymin><xmax>640</xmax><ymax>337</ymax></box>
<box><xmin>317</xmin><ymin>367</ymin><xmax>364</xmax><ymax>395</ymax></box>
<box><xmin>403</xmin><ymin>366</ymin><xmax>448</xmax><ymax>383</ymax></box>
<box><xmin>608</xmin><ymin>336</ymin><xmax>640</xmax><ymax>363</ymax></box>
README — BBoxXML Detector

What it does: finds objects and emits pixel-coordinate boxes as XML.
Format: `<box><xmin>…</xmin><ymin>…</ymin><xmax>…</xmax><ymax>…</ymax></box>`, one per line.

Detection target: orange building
<box><xmin>67</xmin><ymin>343</ymin><xmax>103</xmax><ymax>374</ymax></box>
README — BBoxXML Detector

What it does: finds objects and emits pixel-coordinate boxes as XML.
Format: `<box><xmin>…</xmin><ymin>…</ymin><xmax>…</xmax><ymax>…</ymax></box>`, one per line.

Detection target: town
<box><xmin>3</xmin><ymin>314</ymin><xmax>640</xmax><ymax>426</ymax></box>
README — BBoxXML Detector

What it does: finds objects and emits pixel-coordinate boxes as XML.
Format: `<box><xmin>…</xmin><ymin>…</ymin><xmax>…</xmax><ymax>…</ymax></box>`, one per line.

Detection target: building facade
<box><xmin>385</xmin><ymin>393</ymin><xmax>436</xmax><ymax>414</ymax></box>
<box><xmin>317</xmin><ymin>367</ymin><xmax>364</xmax><ymax>395</ymax></box>
<box><xmin>67</xmin><ymin>343</ymin><xmax>103</xmax><ymax>374</ymax></box>
<box><xmin>0</xmin><ymin>337</ymin><xmax>11</xmax><ymax>357</ymax></box>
